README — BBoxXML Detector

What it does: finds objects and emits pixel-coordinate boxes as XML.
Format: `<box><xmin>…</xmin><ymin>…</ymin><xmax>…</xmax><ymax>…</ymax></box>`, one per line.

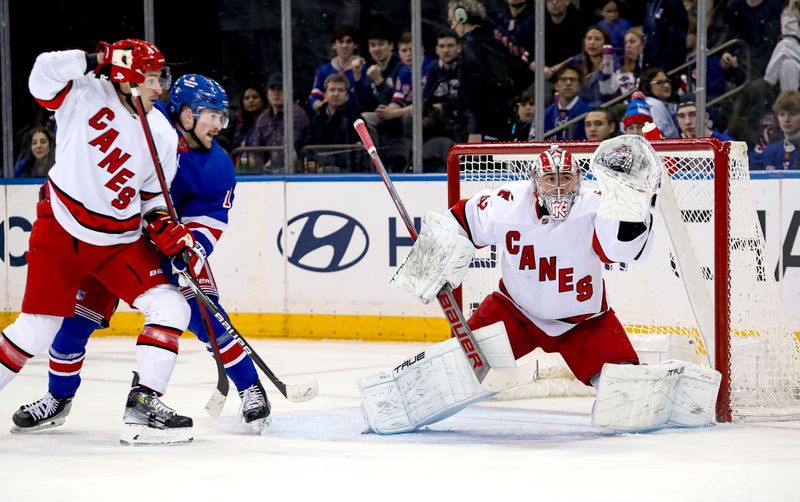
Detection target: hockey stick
<box><xmin>129</xmin><ymin>86</ymin><xmax>229</xmax><ymax>416</ymax></box>
<box><xmin>177</xmin><ymin>273</ymin><xmax>319</xmax><ymax>402</ymax></box>
<box><xmin>131</xmin><ymin>87</ymin><xmax>318</xmax><ymax>404</ymax></box>
<box><xmin>353</xmin><ymin>119</ymin><xmax>533</xmax><ymax>391</ymax></box>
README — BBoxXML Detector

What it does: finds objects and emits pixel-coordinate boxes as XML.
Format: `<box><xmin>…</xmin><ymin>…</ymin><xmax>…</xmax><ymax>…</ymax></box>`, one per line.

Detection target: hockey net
<box><xmin>447</xmin><ymin>139</ymin><xmax>800</xmax><ymax>422</ymax></box>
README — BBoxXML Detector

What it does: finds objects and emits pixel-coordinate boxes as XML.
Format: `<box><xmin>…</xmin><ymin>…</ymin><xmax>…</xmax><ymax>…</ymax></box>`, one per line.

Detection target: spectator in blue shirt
<box><xmin>597</xmin><ymin>1</ymin><xmax>631</xmax><ymax>58</ymax></box>
<box><xmin>642</xmin><ymin>0</ymin><xmax>688</xmax><ymax>72</ymax></box>
<box><xmin>493</xmin><ymin>0</ymin><xmax>535</xmax><ymax>60</ymax></box>
<box><xmin>422</xmin><ymin>29</ymin><xmax>465</xmax><ymax>142</ymax></box>
<box><xmin>309</xmin><ymin>25</ymin><xmax>367</xmax><ymax>112</ymax></box>
<box><xmin>544</xmin><ymin>65</ymin><xmax>590</xmax><ymax>140</ymax></box>
<box><xmin>675</xmin><ymin>97</ymin><xmax>734</xmax><ymax>141</ymax></box>
<box><xmin>724</xmin><ymin>79</ymin><xmax>781</xmax><ymax>170</ymax></box>
<box><xmin>763</xmin><ymin>91</ymin><xmax>800</xmax><ymax>170</ymax></box>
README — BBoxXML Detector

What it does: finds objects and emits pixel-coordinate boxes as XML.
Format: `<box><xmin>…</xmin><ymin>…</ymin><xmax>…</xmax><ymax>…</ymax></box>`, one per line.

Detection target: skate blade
<box><xmin>119</xmin><ymin>423</ymin><xmax>193</xmax><ymax>446</ymax></box>
<box><xmin>244</xmin><ymin>416</ymin><xmax>272</xmax><ymax>435</ymax></box>
<box><xmin>10</xmin><ymin>416</ymin><xmax>67</xmax><ymax>434</ymax></box>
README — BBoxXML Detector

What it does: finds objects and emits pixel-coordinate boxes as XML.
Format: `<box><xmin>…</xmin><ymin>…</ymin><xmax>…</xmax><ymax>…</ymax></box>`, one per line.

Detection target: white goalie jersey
<box><xmin>450</xmin><ymin>180</ymin><xmax>654</xmax><ymax>337</ymax></box>
<box><xmin>28</xmin><ymin>49</ymin><xmax>177</xmax><ymax>246</ymax></box>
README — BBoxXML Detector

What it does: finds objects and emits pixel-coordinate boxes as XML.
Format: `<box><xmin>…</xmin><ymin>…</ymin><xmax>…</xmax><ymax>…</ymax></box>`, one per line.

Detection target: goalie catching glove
<box><xmin>591</xmin><ymin>134</ymin><xmax>663</xmax><ymax>222</ymax></box>
<box><xmin>390</xmin><ymin>211</ymin><xmax>474</xmax><ymax>304</ymax></box>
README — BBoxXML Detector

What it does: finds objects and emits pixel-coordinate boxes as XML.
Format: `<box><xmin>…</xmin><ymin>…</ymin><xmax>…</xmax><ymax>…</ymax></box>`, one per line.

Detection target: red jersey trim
<box><xmin>49</xmin><ymin>356</ymin><xmax>85</xmax><ymax>374</ymax></box>
<box><xmin>592</xmin><ymin>230</ymin><xmax>615</xmax><ymax>264</ymax></box>
<box><xmin>136</xmin><ymin>325</ymin><xmax>182</xmax><ymax>354</ymax></box>
<box><xmin>186</xmin><ymin>222</ymin><xmax>223</xmax><ymax>241</ymax></box>
<box><xmin>141</xmin><ymin>191</ymin><xmax>160</xmax><ymax>201</ymax></box>
<box><xmin>499</xmin><ymin>278</ymin><xmax>609</xmax><ymax>325</ymax></box>
<box><xmin>450</xmin><ymin>199</ymin><xmax>474</xmax><ymax>243</ymax></box>
<box><xmin>35</xmin><ymin>81</ymin><xmax>74</xmax><ymax>111</ymax></box>
<box><xmin>49</xmin><ymin>180</ymin><xmax>142</xmax><ymax>234</ymax></box>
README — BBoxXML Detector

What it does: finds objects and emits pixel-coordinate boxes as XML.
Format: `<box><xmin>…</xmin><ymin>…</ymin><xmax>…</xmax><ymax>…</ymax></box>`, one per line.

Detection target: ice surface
<box><xmin>1</xmin><ymin>338</ymin><xmax>798</xmax><ymax>501</ymax></box>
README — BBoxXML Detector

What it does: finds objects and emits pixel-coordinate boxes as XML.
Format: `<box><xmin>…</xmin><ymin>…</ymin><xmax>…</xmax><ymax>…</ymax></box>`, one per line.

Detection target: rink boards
<box><xmin>0</xmin><ymin>173</ymin><xmax>798</xmax><ymax>341</ymax></box>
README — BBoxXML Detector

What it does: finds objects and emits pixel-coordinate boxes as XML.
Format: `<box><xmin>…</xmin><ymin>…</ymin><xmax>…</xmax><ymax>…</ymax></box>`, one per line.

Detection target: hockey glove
<box><xmin>145</xmin><ymin>212</ymin><xmax>194</xmax><ymax>257</ymax></box>
<box><xmin>591</xmin><ymin>135</ymin><xmax>663</xmax><ymax>222</ymax></box>
<box><xmin>95</xmin><ymin>40</ymin><xmax>146</xmax><ymax>84</ymax></box>
<box><xmin>170</xmin><ymin>242</ymin><xmax>207</xmax><ymax>286</ymax></box>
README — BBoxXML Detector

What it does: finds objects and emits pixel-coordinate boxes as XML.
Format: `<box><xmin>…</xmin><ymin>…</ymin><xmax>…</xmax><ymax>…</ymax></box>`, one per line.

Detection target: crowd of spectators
<box><xmin>14</xmin><ymin>0</ymin><xmax>800</xmax><ymax>176</ymax></box>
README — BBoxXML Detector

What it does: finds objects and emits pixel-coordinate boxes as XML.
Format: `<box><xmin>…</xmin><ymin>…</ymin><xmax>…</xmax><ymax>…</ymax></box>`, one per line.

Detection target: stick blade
<box><xmin>286</xmin><ymin>378</ymin><xmax>319</xmax><ymax>403</ymax></box>
<box><xmin>205</xmin><ymin>389</ymin><xmax>227</xmax><ymax>417</ymax></box>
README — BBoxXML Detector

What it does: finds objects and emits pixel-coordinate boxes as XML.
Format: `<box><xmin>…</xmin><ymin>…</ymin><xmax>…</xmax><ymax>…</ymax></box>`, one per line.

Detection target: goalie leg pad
<box><xmin>591</xmin><ymin>360</ymin><xmax>721</xmax><ymax>430</ymax></box>
<box><xmin>358</xmin><ymin>322</ymin><xmax>515</xmax><ymax>434</ymax></box>
<box><xmin>667</xmin><ymin>361</ymin><xmax>721</xmax><ymax>428</ymax></box>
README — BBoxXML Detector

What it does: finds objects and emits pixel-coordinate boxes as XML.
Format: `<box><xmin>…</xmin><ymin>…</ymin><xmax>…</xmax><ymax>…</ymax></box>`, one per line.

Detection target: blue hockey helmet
<box><xmin>168</xmin><ymin>74</ymin><xmax>229</xmax><ymax>128</ymax></box>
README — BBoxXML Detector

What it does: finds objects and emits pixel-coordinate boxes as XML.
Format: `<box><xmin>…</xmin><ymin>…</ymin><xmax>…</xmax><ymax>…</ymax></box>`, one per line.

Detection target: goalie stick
<box><xmin>130</xmin><ymin>86</ymin><xmax>318</xmax><ymax>404</ymax></box>
<box><xmin>353</xmin><ymin>119</ymin><xmax>533</xmax><ymax>391</ymax></box>
<box><xmin>130</xmin><ymin>85</ymin><xmax>228</xmax><ymax>416</ymax></box>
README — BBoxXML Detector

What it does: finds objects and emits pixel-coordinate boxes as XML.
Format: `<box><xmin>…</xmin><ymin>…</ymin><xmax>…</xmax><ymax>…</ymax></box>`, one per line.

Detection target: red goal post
<box><xmin>447</xmin><ymin>138</ymin><xmax>800</xmax><ymax>423</ymax></box>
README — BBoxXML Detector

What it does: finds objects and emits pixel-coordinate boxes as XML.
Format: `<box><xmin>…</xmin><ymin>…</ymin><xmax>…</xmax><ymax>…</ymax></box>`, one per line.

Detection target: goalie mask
<box><xmin>532</xmin><ymin>145</ymin><xmax>580</xmax><ymax>220</ymax></box>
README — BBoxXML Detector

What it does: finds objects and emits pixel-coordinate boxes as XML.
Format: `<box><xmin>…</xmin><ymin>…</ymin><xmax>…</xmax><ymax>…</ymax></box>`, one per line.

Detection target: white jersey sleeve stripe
<box><xmin>189</xmin><ymin>226</ymin><xmax>220</xmax><ymax>248</ymax></box>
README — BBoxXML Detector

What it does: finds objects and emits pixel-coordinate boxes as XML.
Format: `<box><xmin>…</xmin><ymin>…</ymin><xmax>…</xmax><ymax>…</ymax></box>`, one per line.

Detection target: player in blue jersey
<box><xmin>11</xmin><ymin>74</ymin><xmax>272</xmax><ymax>436</ymax></box>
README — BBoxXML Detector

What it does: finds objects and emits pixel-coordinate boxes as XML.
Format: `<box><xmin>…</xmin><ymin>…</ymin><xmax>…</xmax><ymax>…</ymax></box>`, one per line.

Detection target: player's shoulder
<box><xmin>59</xmin><ymin>74</ymin><xmax>111</xmax><ymax>108</ymax></box>
<box><xmin>569</xmin><ymin>186</ymin><xmax>601</xmax><ymax>218</ymax></box>
<box><xmin>208</xmin><ymin>142</ymin><xmax>235</xmax><ymax>169</ymax></box>
<box><xmin>498</xmin><ymin>180</ymin><xmax>534</xmax><ymax>203</ymax></box>
<box><xmin>148</xmin><ymin>106</ymin><xmax>176</xmax><ymax>138</ymax></box>
<box><xmin>398</xmin><ymin>64</ymin><xmax>412</xmax><ymax>79</ymax></box>
<box><xmin>207</xmin><ymin>142</ymin><xmax>237</xmax><ymax>185</ymax></box>
<box><xmin>153</xmin><ymin>99</ymin><xmax>173</xmax><ymax>124</ymax></box>
<box><xmin>316</xmin><ymin>62</ymin><xmax>335</xmax><ymax>75</ymax></box>
<box><xmin>470</xmin><ymin>180</ymin><xmax>532</xmax><ymax>217</ymax></box>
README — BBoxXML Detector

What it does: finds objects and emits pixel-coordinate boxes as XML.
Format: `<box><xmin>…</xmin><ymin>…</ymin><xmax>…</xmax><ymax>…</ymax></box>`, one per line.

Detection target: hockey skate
<box><xmin>239</xmin><ymin>380</ymin><xmax>271</xmax><ymax>434</ymax></box>
<box><xmin>120</xmin><ymin>372</ymin><xmax>193</xmax><ymax>446</ymax></box>
<box><xmin>11</xmin><ymin>392</ymin><xmax>73</xmax><ymax>433</ymax></box>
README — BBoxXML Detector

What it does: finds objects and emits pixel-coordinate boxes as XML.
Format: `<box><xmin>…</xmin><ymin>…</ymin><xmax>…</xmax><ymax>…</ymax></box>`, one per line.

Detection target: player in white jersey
<box><xmin>358</xmin><ymin>136</ymin><xmax>722</xmax><ymax>434</ymax></box>
<box><xmin>0</xmin><ymin>39</ymin><xmax>195</xmax><ymax>445</ymax></box>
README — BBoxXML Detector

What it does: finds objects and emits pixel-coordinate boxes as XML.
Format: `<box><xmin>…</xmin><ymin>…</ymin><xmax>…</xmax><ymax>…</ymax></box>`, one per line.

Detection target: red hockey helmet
<box><xmin>106</xmin><ymin>38</ymin><xmax>167</xmax><ymax>85</ymax></box>
<box><xmin>531</xmin><ymin>145</ymin><xmax>580</xmax><ymax>220</ymax></box>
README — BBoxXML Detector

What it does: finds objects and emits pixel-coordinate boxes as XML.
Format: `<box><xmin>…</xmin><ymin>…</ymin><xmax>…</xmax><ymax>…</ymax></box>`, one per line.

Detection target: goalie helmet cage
<box><xmin>447</xmin><ymin>138</ymin><xmax>800</xmax><ymax>423</ymax></box>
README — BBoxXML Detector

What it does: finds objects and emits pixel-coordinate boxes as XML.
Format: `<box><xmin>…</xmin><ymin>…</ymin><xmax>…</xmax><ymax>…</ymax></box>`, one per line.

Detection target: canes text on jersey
<box><xmin>88</xmin><ymin>107</ymin><xmax>137</xmax><ymax>210</ymax></box>
<box><xmin>506</xmin><ymin>231</ymin><xmax>593</xmax><ymax>302</ymax></box>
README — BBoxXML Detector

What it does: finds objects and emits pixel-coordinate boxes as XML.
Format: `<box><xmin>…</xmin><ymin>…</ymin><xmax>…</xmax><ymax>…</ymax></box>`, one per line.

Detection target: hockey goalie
<box><xmin>358</xmin><ymin>135</ymin><xmax>722</xmax><ymax>434</ymax></box>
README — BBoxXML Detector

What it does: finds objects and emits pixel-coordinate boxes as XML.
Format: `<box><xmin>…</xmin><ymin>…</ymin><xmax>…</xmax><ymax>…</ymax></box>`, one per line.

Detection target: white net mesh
<box><xmin>451</xmin><ymin>140</ymin><xmax>800</xmax><ymax>421</ymax></box>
